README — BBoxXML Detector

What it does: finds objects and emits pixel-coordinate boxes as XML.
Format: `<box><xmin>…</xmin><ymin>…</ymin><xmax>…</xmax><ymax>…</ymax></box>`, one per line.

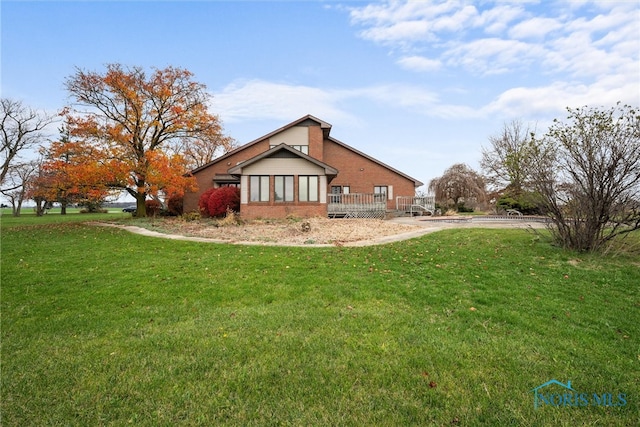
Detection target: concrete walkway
<box><xmin>91</xmin><ymin>216</ymin><xmax>546</xmax><ymax>247</ymax></box>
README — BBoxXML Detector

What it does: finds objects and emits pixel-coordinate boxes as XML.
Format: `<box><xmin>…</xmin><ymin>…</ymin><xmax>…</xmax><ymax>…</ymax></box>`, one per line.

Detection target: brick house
<box><xmin>183</xmin><ymin>115</ymin><xmax>423</xmax><ymax>219</ymax></box>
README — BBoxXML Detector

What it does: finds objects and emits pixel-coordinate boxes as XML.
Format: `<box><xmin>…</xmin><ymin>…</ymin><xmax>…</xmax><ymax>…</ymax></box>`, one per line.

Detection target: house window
<box><xmin>374</xmin><ymin>185</ymin><xmax>388</xmax><ymax>202</ymax></box>
<box><xmin>275</xmin><ymin>176</ymin><xmax>294</xmax><ymax>202</ymax></box>
<box><xmin>331</xmin><ymin>186</ymin><xmax>350</xmax><ymax>194</ymax></box>
<box><xmin>250</xmin><ymin>176</ymin><xmax>270</xmax><ymax>202</ymax></box>
<box><xmin>299</xmin><ymin>176</ymin><xmax>319</xmax><ymax>202</ymax></box>
<box><xmin>330</xmin><ymin>185</ymin><xmax>350</xmax><ymax>203</ymax></box>
<box><xmin>219</xmin><ymin>183</ymin><xmax>240</xmax><ymax>188</ymax></box>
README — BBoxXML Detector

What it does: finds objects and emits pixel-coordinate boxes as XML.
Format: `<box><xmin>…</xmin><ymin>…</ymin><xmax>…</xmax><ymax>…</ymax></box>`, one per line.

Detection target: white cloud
<box><xmin>397</xmin><ymin>55</ymin><xmax>442</xmax><ymax>72</ymax></box>
<box><xmin>212</xmin><ymin>78</ymin><xmax>488</xmax><ymax>123</ymax></box>
<box><xmin>211</xmin><ymin>66</ymin><xmax>638</xmax><ymax>130</ymax></box>
<box><xmin>483</xmin><ymin>77</ymin><xmax>640</xmax><ymax>119</ymax></box>
<box><xmin>349</xmin><ymin>0</ymin><xmax>470</xmax><ymax>45</ymax></box>
<box><xmin>476</xmin><ymin>4</ymin><xmax>526</xmax><ymax>35</ymax></box>
<box><xmin>211</xmin><ymin>80</ymin><xmax>357</xmax><ymax>124</ymax></box>
<box><xmin>508</xmin><ymin>17</ymin><xmax>563</xmax><ymax>40</ymax></box>
<box><xmin>212</xmin><ymin>79</ymin><xmax>448</xmax><ymax>124</ymax></box>
<box><xmin>431</xmin><ymin>4</ymin><xmax>478</xmax><ymax>32</ymax></box>
<box><xmin>359</xmin><ymin>20</ymin><xmax>434</xmax><ymax>44</ymax></box>
<box><xmin>349</xmin><ymin>0</ymin><xmax>461</xmax><ymax>27</ymax></box>
<box><xmin>445</xmin><ymin>38</ymin><xmax>542</xmax><ymax>75</ymax></box>
<box><xmin>348</xmin><ymin>0</ymin><xmax>639</xmax><ymax>81</ymax></box>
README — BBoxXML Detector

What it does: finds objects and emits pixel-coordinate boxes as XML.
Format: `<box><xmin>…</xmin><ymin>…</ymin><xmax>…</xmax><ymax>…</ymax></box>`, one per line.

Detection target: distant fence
<box><xmin>327</xmin><ymin>193</ymin><xmax>386</xmax><ymax>219</ymax></box>
<box><xmin>396</xmin><ymin>196</ymin><xmax>436</xmax><ymax>215</ymax></box>
<box><xmin>419</xmin><ymin>215</ymin><xmax>551</xmax><ymax>223</ymax></box>
<box><xmin>473</xmin><ymin>215</ymin><xmax>550</xmax><ymax>223</ymax></box>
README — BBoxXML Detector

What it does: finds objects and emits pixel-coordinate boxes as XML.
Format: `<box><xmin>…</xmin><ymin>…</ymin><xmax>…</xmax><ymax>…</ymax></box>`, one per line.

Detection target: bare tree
<box><xmin>1</xmin><ymin>99</ymin><xmax>54</xmax><ymax>187</ymax></box>
<box><xmin>481</xmin><ymin>119</ymin><xmax>537</xmax><ymax>193</ymax></box>
<box><xmin>0</xmin><ymin>161</ymin><xmax>39</xmax><ymax>216</ymax></box>
<box><xmin>530</xmin><ymin>103</ymin><xmax>640</xmax><ymax>252</ymax></box>
<box><xmin>428</xmin><ymin>163</ymin><xmax>486</xmax><ymax>211</ymax></box>
<box><xmin>168</xmin><ymin>130</ymin><xmax>236</xmax><ymax>171</ymax></box>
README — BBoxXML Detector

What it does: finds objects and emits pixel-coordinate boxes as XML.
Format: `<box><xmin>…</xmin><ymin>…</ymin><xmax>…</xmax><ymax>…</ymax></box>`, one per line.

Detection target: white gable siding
<box><xmin>269</xmin><ymin>126</ymin><xmax>308</xmax><ymax>147</ymax></box>
<box><xmin>242</xmin><ymin>158</ymin><xmax>324</xmax><ymax>175</ymax></box>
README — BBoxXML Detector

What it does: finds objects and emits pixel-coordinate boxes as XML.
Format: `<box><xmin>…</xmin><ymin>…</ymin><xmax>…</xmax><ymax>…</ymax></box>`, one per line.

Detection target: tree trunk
<box><xmin>35</xmin><ymin>199</ymin><xmax>45</xmax><ymax>216</ymax></box>
<box><xmin>11</xmin><ymin>200</ymin><xmax>21</xmax><ymax>217</ymax></box>
<box><xmin>135</xmin><ymin>194</ymin><xmax>147</xmax><ymax>218</ymax></box>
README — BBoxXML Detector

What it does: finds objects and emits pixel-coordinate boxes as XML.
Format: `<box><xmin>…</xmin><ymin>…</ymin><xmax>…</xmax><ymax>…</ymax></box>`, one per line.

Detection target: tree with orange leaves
<box><xmin>64</xmin><ymin>64</ymin><xmax>234</xmax><ymax>217</ymax></box>
<box><xmin>37</xmin><ymin>124</ymin><xmax>123</xmax><ymax>214</ymax></box>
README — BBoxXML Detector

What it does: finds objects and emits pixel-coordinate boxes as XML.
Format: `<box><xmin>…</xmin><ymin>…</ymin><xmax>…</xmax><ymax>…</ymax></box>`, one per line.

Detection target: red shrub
<box><xmin>198</xmin><ymin>187</ymin><xmax>240</xmax><ymax>217</ymax></box>
<box><xmin>207</xmin><ymin>187</ymin><xmax>240</xmax><ymax>217</ymax></box>
<box><xmin>198</xmin><ymin>188</ymin><xmax>217</xmax><ymax>216</ymax></box>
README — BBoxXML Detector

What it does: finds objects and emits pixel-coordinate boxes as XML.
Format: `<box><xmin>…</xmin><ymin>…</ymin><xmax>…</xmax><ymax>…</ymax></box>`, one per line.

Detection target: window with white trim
<box><xmin>275</xmin><ymin>176</ymin><xmax>294</xmax><ymax>202</ymax></box>
<box><xmin>250</xmin><ymin>176</ymin><xmax>270</xmax><ymax>202</ymax></box>
<box><xmin>374</xmin><ymin>185</ymin><xmax>388</xmax><ymax>202</ymax></box>
<box><xmin>299</xmin><ymin>176</ymin><xmax>319</xmax><ymax>202</ymax></box>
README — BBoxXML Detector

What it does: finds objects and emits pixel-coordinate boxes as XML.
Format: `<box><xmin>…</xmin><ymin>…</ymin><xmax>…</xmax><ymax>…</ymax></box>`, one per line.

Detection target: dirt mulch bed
<box><xmin>142</xmin><ymin>216</ymin><xmax>423</xmax><ymax>246</ymax></box>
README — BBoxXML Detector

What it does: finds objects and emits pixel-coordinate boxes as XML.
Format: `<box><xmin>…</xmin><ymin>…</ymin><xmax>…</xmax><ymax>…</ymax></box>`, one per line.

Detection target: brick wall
<box><xmin>323</xmin><ymin>139</ymin><xmax>417</xmax><ymax>210</ymax></box>
<box><xmin>240</xmin><ymin>203</ymin><xmax>327</xmax><ymax>220</ymax></box>
<box><xmin>183</xmin><ymin>139</ymin><xmax>270</xmax><ymax>213</ymax></box>
<box><xmin>308</xmin><ymin>125</ymin><xmax>324</xmax><ymax>161</ymax></box>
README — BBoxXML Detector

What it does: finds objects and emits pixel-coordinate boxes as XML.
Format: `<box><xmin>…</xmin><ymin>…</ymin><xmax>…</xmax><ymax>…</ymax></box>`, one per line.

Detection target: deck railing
<box><xmin>327</xmin><ymin>193</ymin><xmax>386</xmax><ymax>218</ymax></box>
<box><xmin>396</xmin><ymin>196</ymin><xmax>435</xmax><ymax>215</ymax></box>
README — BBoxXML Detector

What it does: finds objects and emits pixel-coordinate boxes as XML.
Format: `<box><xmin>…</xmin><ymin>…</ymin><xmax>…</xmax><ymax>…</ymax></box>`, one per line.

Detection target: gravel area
<box><xmin>144</xmin><ymin>216</ymin><xmax>424</xmax><ymax>245</ymax></box>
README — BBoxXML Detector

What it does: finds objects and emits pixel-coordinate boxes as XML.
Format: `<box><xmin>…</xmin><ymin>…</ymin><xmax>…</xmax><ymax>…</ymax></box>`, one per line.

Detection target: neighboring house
<box><xmin>183</xmin><ymin>115</ymin><xmax>423</xmax><ymax>219</ymax></box>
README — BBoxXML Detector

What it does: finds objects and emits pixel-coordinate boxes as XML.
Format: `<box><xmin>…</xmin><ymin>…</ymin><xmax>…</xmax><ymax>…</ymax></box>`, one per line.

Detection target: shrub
<box><xmin>182</xmin><ymin>211</ymin><xmax>201</xmax><ymax>221</ymax></box>
<box><xmin>218</xmin><ymin>207</ymin><xmax>240</xmax><ymax>226</ymax></box>
<box><xmin>167</xmin><ymin>194</ymin><xmax>184</xmax><ymax>216</ymax></box>
<box><xmin>198</xmin><ymin>188</ymin><xmax>216</xmax><ymax>216</ymax></box>
<box><xmin>457</xmin><ymin>203</ymin><xmax>474</xmax><ymax>213</ymax></box>
<box><xmin>496</xmin><ymin>192</ymin><xmax>540</xmax><ymax>215</ymax></box>
<box><xmin>79</xmin><ymin>208</ymin><xmax>108</xmax><ymax>214</ymax></box>
<box><xmin>198</xmin><ymin>187</ymin><xmax>240</xmax><ymax>217</ymax></box>
<box><xmin>145</xmin><ymin>199</ymin><xmax>162</xmax><ymax>217</ymax></box>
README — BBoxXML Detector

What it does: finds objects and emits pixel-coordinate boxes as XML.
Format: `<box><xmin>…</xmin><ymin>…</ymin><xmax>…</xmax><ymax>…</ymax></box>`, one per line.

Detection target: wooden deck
<box><xmin>327</xmin><ymin>194</ymin><xmax>437</xmax><ymax>218</ymax></box>
<box><xmin>327</xmin><ymin>193</ymin><xmax>386</xmax><ymax>218</ymax></box>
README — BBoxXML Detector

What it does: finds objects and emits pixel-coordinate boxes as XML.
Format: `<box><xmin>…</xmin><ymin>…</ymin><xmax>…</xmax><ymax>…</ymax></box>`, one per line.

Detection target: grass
<box><xmin>1</xmin><ymin>212</ymin><xmax>639</xmax><ymax>426</ymax></box>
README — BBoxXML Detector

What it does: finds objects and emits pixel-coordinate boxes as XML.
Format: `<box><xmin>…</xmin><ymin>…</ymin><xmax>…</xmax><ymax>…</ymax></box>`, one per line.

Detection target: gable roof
<box><xmin>191</xmin><ymin>114</ymin><xmax>423</xmax><ymax>187</ymax></box>
<box><xmin>190</xmin><ymin>114</ymin><xmax>329</xmax><ymax>174</ymax></box>
<box><xmin>228</xmin><ymin>143</ymin><xmax>338</xmax><ymax>176</ymax></box>
<box><xmin>327</xmin><ymin>135</ymin><xmax>423</xmax><ymax>187</ymax></box>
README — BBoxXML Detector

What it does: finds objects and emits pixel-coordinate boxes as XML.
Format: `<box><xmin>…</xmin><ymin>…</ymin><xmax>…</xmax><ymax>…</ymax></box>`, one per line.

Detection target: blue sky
<box><xmin>2</xmin><ymin>0</ymin><xmax>639</xmax><ymax>189</ymax></box>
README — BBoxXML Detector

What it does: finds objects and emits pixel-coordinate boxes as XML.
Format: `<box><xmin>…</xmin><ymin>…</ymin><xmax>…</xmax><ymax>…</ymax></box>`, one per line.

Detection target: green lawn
<box><xmin>1</xmin><ymin>213</ymin><xmax>638</xmax><ymax>426</ymax></box>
